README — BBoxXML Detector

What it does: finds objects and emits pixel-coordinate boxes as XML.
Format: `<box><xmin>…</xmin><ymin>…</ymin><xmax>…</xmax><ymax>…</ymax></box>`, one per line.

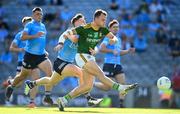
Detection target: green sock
<box><xmin>112</xmin><ymin>83</ymin><xmax>120</xmax><ymax>91</ymax></box>
<box><xmin>64</xmin><ymin>94</ymin><xmax>72</xmax><ymax>102</ymax></box>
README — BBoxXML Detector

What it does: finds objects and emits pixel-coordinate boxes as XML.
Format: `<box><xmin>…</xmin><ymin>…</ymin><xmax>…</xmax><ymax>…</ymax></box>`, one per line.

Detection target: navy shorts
<box><xmin>53</xmin><ymin>58</ymin><xmax>71</xmax><ymax>75</ymax></box>
<box><xmin>103</xmin><ymin>63</ymin><xmax>124</xmax><ymax>77</ymax></box>
<box><xmin>23</xmin><ymin>52</ymin><xmax>47</xmax><ymax>69</ymax></box>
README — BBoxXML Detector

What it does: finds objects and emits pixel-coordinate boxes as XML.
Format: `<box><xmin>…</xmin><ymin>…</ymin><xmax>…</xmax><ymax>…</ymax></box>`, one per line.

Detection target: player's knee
<box><xmin>74</xmin><ymin>70</ymin><xmax>83</xmax><ymax>77</ymax></box>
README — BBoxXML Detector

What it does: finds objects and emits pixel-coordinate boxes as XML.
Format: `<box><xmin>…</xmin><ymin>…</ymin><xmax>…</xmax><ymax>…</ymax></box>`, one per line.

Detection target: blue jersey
<box><xmin>12</xmin><ymin>31</ymin><xmax>26</xmax><ymax>62</ymax></box>
<box><xmin>101</xmin><ymin>36</ymin><xmax>121</xmax><ymax>65</ymax></box>
<box><xmin>57</xmin><ymin>29</ymin><xmax>78</xmax><ymax>63</ymax></box>
<box><xmin>23</xmin><ymin>20</ymin><xmax>46</xmax><ymax>55</ymax></box>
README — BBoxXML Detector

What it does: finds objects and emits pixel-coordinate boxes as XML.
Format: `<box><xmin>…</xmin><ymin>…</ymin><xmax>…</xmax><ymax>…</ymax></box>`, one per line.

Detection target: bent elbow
<box><xmin>9</xmin><ymin>47</ymin><xmax>13</xmax><ymax>51</ymax></box>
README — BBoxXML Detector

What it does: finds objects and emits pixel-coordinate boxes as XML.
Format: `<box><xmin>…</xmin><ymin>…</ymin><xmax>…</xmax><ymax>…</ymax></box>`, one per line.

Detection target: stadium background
<box><xmin>0</xmin><ymin>0</ymin><xmax>180</xmax><ymax>108</ymax></box>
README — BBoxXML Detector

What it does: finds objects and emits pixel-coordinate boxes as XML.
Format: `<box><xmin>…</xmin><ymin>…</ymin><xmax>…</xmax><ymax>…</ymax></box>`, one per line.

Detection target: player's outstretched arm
<box><xmin>100</xmin><ymin>43</ymin><xmax>118</xmax><ymax>56</ymax></box>
<box><xmin>100</xmin><ymin>43</ymin><xmax>113</xmax><ymax>53</ymax></box>
<box><xmin>106</xmin><ymin>32</ymin><xmax>118</xmax><ymax>44</ymax></box>
<box><xmin>89</xmin><ymin>47</ymin><xmax>99</xmax><ymax>55</ymax></box>
<box><xmin>54</xmin><ymin>43</ymin><xmax>63</xmax><ymax>52</ymax></box>
<box><xmin>64</xmin><ymin>30</ymin><xmax>79</xmax><ymax>43</ymax></box>
<box><xmin>21</xmin><ymin>31</ymin><xmax>44</xmax><ymax>40</ymax></box>
<box><xmin>9</xmin><ymin>42</ymin><xmax>24</xmax><ymax>52</ymax></box>
<box><xmin>120</xmin><ymin>48</ymin><xmax>136</xmax><ymax>56</ymax></box>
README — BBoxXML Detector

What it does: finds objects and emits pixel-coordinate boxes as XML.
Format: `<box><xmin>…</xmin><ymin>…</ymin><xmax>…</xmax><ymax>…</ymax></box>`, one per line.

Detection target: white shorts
<box><xmin>75</xmin><ymin>53</ymin><xmax>95</xmax><ymax>68</ymax></box>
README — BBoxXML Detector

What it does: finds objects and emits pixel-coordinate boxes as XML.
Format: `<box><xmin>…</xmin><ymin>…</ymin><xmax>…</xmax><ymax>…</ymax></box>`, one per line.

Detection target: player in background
<box><xmin>8</xmin><ymin>16</ymin><xmax>40</xmax><ymax>108</ymax></box>
<box><xmin>55</xmin><ymin>9</ymin><xmax>138</xmax><ymax>111</ymax></box>
<box><xmin>25</xmin><ymin>13</ymin><xmax>103</xmax><ymax>107</ymax></box>
<box><xmin>94</xmin><ymin>20</ymin><xmax>135</xmax><ymax>107</ymax></box>
<box><xmin>5</xmin><ymin>7</ymin><xmax>54</xmax><ymax>105</ymax></box>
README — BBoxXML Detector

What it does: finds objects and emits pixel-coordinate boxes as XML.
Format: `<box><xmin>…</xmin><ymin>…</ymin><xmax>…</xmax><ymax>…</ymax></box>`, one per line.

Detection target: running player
<box><xmin>5</xmin><ymin>7</ymin><xmax>54</xmax><ymax>105</ymax></box>
<box><xmin>94</xmin><ymin>19</ymin><xmax>135</xmax><ymax>107</ymax></box>
<box><xmin>56</xmin><ymin>9</ymin><xmax>138</xmax><ymax>111</ymax></box>
<box><xmin>25</xmin><ymin>13</ymin><xmax>103</xmax><ymax>107</ymax></box>
<box><xmin>8</xmin><ymin>16</ymin><xmax>40</xmax><ymax>108</ymax></box>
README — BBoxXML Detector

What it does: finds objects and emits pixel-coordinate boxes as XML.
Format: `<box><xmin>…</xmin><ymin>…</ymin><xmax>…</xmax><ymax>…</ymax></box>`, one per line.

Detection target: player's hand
<box><xmin>89</xmin><ymin>47</ymin><xmax>97</xmax><ymax>56</ymax></box>
<box><xmin>109</xmin><ymin>39</ymin><xmax>116</xmax><ymax>45</ymax></box>
<box><xmin>109</xmin><ymin>37</ymin><xmax>118</xmax><ymax>45</ymax></box>
<box><xmin>64</xmin><ymin>30</ymin><xmax>73</xmax><ymax>39</ymax></box>
<box><xmin>19</xmin><ymin>48</ymin><xmax>24</xmax><ymax>52</ymax></box>
<box><xmin>113</xmin><ymin>50</ymin><xmax>119</xmax><ymax>56</ymax></box>
<box><xmin>36</xmin><ymin>32</ymin><xmax>44</xmax><ymax>37</ymax></box>
<box><xmin>54</xmin><ymin>44</ymin><xmax>63</xmax><ymax>51</ymax></box>
<box><xmin>128</xmin><ymin>48</ymin><xmax>135</xmax><ymax>54</ymax></box>
<box><xmin>63</xmin><ymin>34</ymin><xmax>68</xmax><ymax>39</ymax></box>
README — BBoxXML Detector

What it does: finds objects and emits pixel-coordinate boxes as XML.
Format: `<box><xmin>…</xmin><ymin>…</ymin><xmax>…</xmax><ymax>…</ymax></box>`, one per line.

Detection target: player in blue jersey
<box><xmin>5</xmin><ymin>7</ymin><xmax>53</xmax><ymax>105</ymax></box>
<box><xmin>8</xmin><ymin>16</ymin><xmax>40</xmax><ymax>108</ymax></box>
<box><xmin>10</xmin><ymin>17</ymin><xmax>32</xmax><ymax>74</ymax></box>
<box><xmin>95</xmin><ymin>20</ymin><xmax>135</xmax><ymax>107</ymax></box>
<box><xmin>25</xmin><ymin>14</ymin><xmax>103</xmax><ymax>108</ymax></box>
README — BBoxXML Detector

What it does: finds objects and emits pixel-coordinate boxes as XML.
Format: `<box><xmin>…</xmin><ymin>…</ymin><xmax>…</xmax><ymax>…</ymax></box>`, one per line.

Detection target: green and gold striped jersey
<box><xmin>73</xmin><ymin>23</ymin><xmax>110</xmax><ymax>53</ymax></box>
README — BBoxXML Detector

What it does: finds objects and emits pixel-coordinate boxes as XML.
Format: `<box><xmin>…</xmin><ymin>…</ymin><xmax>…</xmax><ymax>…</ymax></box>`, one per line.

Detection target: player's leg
<box><xmin>31</xmin><ymin>64</ymin><xmax>83</xmax><ymax>87</ymax></box>
<box><xmin>115</xmin><ymin>73</ymin><xmax>126</xmax><ymax>107</ymax></box>
<box><xmin>26</xmin><ymin>71</ymin><xmax>64</xmax><ymax>89</ymax></box>
<box><xmin>37</xmin><ymin>58</ymin><xmax>53</xmax><ymax>105</ymax></box>
<box><xmin>113</xmin><ymin>64</ymin><xmax>126</xmax><ymax>107</ymax></box>
<box><xmin>94</xmin><ymin>81</ymin><xmax>111</xmax><ymax>91</ymax></box>
<box><xmin>12</xmin><ymin>67</ymin><xmax>31</xmax><ymax>86</ymax></box>
<box><xmin>25</xmin><ymin>58</ymin><xmax>73</xmax><ymax>88</ymax></box>
<box><xmin>5</xmin><ymin>67</ymin><xmax>31</xmax><ymax>101</ymax></box>
<box><xmin>26</xmin><ymin>58</ymin><xmax>84</xmax><ymax>106</ymax></box>
<box><xmin>84</xmin><ymin>60</ymin><xmax>125</xmax><ymax>92</ymax></box>
<box><xmin>94</xmin><ymin>63</ymin><xmax>115</xmax><ymax>91</ymax></box>
<box><xmin>76</xmin><ymin>54</ymin><xmax>137</xmax><ymax>94</ymax></box>
<box><xmin>28</xmin><ymin>68</ymin><xmax>40</xmax><ymax>108</ymax></box>
<box><xmin>7</xmin><ymin>62</ymin><xmax>25</xmax><ymax>87</ymax></box>
<box><xmin>57</xmin><ymin>69</ymin><xmax>95</xmax><ymax>111</ymax></box>
<box><xmin>66</xmin><ymin>69</ymin><xmax>94</xmax><ymax>97</ymax></box>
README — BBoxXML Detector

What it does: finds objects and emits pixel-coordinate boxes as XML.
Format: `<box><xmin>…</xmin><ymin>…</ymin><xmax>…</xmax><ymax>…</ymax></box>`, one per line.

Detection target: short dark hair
<box><xmin>32</xmin><ymin>7</ymin><xmax>42</xmax><ymax>13</ymax></box>
<box><xmin>71</xmin><ymin>13</ymin><xmax>84</xmax><ymax>26</ymax></box>
<box><xmin>108</xmin><ymin>19</ymin><xmax>119</xmax><ymax>28</ymax></box>
<box><xmin>94</xmin><ymin>9</ymin><xmax>107</xmax><ymax>20</ymax></box>
<box><xmin>22</xmin><ymin>16</ymin><xmax>32</xmax><ymax>24</ymax></box>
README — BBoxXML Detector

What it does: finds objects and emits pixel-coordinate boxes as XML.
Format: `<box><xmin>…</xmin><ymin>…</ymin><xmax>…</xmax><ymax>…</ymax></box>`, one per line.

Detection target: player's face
<box><xmin>33</xmin><ymin>11</ymin><xmax>43</xmax><ymax>22</ymax></box>
<box><xmin>74</xmin><ymin>18</ymin><xmax>86</xmax><ymax>27</ymax></box>
<box><xmin>110</xmin><ymin>24</ymin><xmax>119</xmax><ymax>35</ymax></box>
<box><xmin>96</xmin><ymin>14</ymin><xmax>107</xmax><ymax>27</ymax></box>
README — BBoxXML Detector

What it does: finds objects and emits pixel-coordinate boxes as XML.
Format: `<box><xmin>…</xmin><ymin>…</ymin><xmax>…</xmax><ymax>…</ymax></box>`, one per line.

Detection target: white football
<box><xmin>157</xmin><ymin>76</ymin><xmax>171</xmax><ymax>89</ymax></box>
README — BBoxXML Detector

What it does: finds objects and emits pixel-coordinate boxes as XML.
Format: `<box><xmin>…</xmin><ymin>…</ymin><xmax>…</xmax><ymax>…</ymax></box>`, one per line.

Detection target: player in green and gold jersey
<box><xmin>57</xmin><ymin>9</ymin><xmax>138</xmax><ymax>111</ymax></box>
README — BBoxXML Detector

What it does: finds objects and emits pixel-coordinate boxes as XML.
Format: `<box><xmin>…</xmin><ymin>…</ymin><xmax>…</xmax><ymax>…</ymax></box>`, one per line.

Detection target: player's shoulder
<box><xmin>25</xmin><ymin>21</ymin><xmax>33</xmax><ymax>27</ymax></box>
<box><xmin>83</xmin><ymin>23</ymin><xmax>91</xmax><ymax>29</ymax></box>
<box><xmin>63</xmin><ymin>28</ymin><xmax>72</xmax><ymax>34</ymax></box>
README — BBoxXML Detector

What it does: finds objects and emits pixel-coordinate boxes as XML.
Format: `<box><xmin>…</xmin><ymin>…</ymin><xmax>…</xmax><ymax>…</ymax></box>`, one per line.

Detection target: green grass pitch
<box><xmin>0</xmin><ymin>107</ymin><xmax>179</xmax><ymax>114</ymax></box>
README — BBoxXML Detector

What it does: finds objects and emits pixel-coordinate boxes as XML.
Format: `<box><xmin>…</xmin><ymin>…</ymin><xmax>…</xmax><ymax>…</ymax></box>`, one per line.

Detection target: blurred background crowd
<box><xmin>0</xmin><ymin>0</ymin><xmax>180</xmax><ymax>108</ymax></box>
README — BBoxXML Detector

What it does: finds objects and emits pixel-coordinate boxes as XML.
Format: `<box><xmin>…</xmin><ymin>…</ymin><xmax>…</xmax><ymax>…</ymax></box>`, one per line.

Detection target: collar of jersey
<box><xmin>90</xmin><ymin>23</ymin><xmax>100</xmax><ymax>31</ymax></box>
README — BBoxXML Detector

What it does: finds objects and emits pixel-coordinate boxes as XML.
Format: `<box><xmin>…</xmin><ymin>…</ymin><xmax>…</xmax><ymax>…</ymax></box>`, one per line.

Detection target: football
<box><xmin>157</xmin><ymin>76</ymin><xmax>171</xmax><ymax>89</ymax></box>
